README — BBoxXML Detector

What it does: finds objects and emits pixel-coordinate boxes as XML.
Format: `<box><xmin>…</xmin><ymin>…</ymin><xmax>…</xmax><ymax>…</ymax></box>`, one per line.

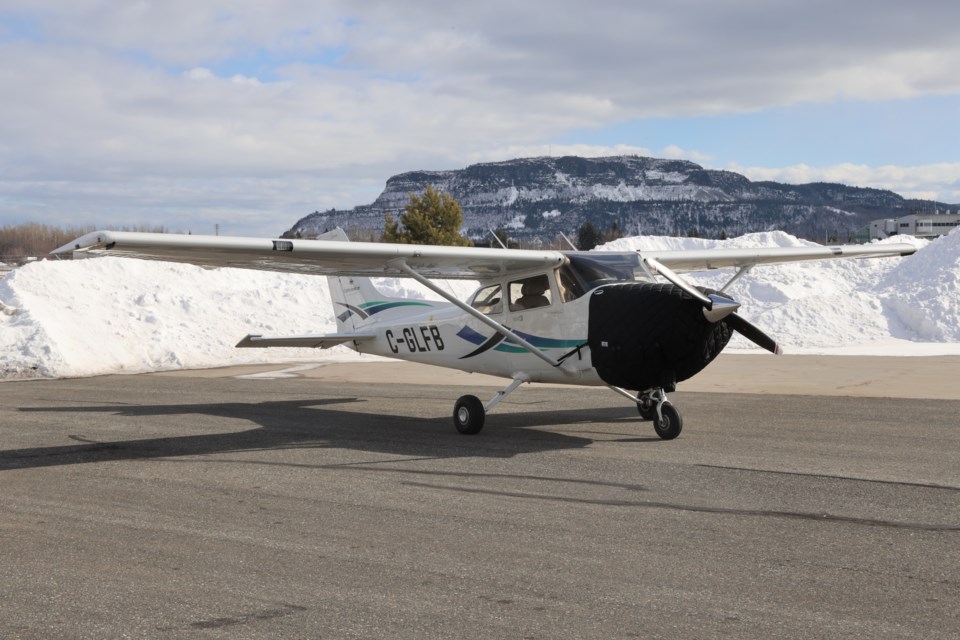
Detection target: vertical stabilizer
<box><xmin>318</xmin><ymin>228</ymin><xmax>383</xmax><ymax>332</ymax></box>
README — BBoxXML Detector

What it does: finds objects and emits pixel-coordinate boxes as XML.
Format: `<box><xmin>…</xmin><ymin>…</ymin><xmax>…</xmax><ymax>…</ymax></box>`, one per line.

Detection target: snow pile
<box><xmin>0</xmin><ymin>256</ymin><xmax>477</xmax><ymax>379</ymax></box>
<box><xmin>881</xmin><ymin>230</ymin><xmax>960</xmax><ymax>341</ymax></box>
<box><xmin>602</xmin><ymin>230</ymin><xmax>955</xmax><ymax>353</ymax></box>
<box><xmin>1</xmin><ymin>259</ymin><xmax>331</xmax><ymax>378</ymax></box>
<box><xmin>1</xmin><ymin>230</ymin><xmax>958</xmax><ymax>380</ymax></box>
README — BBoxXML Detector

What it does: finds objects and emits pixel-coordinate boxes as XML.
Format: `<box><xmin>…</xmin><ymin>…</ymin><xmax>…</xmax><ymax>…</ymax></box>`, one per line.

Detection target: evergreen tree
<box><xmin>382</xmin><ymin>186</ymin><xmax>472</xmax><ymax>246</ymax></box>
<box><xmin>602</xmin><ymin>221</ymin><xmax>624</xmax><ymax>243</ymax></box>
<box><xmin>577</xmin><ymin>222</ymin><xmax>601</xmax><ymax>251</ymax></box>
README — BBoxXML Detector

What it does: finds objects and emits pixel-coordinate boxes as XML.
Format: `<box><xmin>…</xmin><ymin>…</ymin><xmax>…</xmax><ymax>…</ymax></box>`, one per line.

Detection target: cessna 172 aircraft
<box><xmin>55</xmin><ymin>228</ymin><xmax>916</xmax><ymax>439</ymax></box>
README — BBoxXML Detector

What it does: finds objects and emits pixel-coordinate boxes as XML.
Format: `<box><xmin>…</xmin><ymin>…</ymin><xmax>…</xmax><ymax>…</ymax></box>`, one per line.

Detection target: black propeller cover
<box><xmin>588</xmin><ymin>282</ymin><xmax>733</xmax><ymax>391</ymax></box>
<box><xmin>725</xmin><ymin>313</ymin><xmax>782</xmax><ymax>355</ymax></box>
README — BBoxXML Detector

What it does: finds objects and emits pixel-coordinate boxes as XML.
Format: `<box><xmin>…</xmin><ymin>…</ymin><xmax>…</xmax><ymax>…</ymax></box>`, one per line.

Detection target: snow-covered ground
<box><xmin>1</xmin><ymin>230</ymin><xmax>958</xmax><ymax>380</ymax></box>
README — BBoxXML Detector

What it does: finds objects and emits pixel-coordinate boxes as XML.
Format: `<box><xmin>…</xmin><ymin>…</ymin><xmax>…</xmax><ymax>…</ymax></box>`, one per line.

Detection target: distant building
<box><xmin>869</xmin><ymin>212</ymin><xmax>960</xmax><ymax>240</ymax></box>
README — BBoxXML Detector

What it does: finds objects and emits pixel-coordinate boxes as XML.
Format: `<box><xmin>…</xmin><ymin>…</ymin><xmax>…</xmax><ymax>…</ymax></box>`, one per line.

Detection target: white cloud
<box><xmin>13</xmin><ymin>1</ymin><xmax>960</xmax><ymax>112</ymax></box>
<box><xmin>731</xmin><ymin>162</ymin><xmax>960</xmax><ymax>205</ymax></box>
<box><xmin>2</xmin><ymin>1</ymin><xmax>959</xmax><ymax>235</ymax></box>
<box><xmin>659</xmin><ymin>145</ymin><xmax>712</xmax><ymax>164</ymax></box>
<box><xmin>230</xmin><ymin>74</ymin><xmax>261</xmax><ymax>86</ymax></box>
<box><xmin>470</xmin><ymin>144</ymin><xmax>655</xmax><ymax>163</ymax></box>
<box><xmin>184</xmin><ymin>67</ymin><xmax>215</xmax><ymax>80</ymax></box>
<box><xmin>466</xmin><ymin>143</ymin><xmax>713</xmax><ymax>167</ymax></box>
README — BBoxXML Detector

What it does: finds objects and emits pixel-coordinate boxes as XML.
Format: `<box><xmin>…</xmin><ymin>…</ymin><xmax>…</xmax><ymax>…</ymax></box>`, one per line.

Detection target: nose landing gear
<box><xmin>636</xmin><ymin>388</ymin><xmax>683</xmax><ymax>440</ymax></box>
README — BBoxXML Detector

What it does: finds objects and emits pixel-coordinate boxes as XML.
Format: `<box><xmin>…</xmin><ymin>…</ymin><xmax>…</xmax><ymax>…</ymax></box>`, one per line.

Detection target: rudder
<box><xmin>318</xmin><ymin>228</ymin><xmax>383</xmax><ymax>332</ymax></box>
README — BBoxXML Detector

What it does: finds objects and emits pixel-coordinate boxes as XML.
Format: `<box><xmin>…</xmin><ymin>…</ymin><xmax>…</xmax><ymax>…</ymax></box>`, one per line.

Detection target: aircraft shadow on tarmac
<box><xmin>3</xmin><ymin>397</ymin><xmax>654</xmax><ymax>471</ymax></box>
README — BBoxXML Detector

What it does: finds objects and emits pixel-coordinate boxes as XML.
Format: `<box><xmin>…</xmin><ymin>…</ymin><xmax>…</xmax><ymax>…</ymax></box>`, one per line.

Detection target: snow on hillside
<box><xmin>1</xmin><ymin>230</ymin><xmax>958</xmax><ymax>380</ymax></box>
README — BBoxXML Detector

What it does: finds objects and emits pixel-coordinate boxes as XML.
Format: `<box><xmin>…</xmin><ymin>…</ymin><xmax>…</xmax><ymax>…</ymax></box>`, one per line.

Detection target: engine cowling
<box><xmin>587</xmin><ymin>282</ymin><xmax>733</xmax><ymax>391</ymax></box>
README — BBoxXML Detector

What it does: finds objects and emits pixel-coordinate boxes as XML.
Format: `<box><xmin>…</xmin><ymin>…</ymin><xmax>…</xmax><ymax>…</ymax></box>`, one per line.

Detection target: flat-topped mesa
<box><xmin>286</xmin><ymin>155</ymin><xmax>945</xmax><ymax>241</ymax></box>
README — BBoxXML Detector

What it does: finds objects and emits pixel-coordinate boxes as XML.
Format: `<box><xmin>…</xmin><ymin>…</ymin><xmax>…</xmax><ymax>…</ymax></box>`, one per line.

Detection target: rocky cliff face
<box><xmin>286</xmin><ymin>155</ymin><xmax>945</xmax><ymax>241</ymax></box>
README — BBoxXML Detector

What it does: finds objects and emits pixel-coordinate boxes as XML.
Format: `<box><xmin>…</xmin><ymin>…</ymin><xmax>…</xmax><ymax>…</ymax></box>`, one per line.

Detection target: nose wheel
<box><xmin>651</xmin><ymin>402</ymin><xmax>682</xmax><ymax>439</ymax></box>
<box><xmin>636</xmin><ymin>388</ymin><xmax>683</xmax><ymax>440</ymax></box>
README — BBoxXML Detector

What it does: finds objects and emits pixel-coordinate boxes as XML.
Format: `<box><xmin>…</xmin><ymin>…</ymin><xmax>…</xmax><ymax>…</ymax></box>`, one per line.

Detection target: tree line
<box><xmin>381</xmin><ymin>186</ymin><xmax>626</xmax><ymax>250</ymax></box>
<box><xmin>2</xmin><ymin>188</ymin><xmax>627</xmax><ymax>265</ymax></box>
<box><xmin>0</xmin><ymin>223</ymin><xmax>170</xmax><ymax>263</ymax></box>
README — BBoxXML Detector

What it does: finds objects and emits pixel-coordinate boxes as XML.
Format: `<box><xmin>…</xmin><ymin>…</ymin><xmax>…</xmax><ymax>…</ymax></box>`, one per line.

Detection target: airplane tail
<box><xmin>319</xmin><ymin>228</ymin><xmax>384</xmax><ymax>332</ymax></box>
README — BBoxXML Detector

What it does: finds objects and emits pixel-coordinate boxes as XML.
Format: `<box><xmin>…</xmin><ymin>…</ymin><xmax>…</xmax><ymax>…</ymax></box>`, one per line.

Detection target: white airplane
<box><xmin>55</xmin><ymin>229</ymin><xmax>916</xmax><ymax>439</ymax></box>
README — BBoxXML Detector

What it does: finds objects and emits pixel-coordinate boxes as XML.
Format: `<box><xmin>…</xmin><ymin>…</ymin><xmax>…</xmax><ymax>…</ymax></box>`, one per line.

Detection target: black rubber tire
<box><xmin>652</xmin><ymin>402</ymin><xmax>683</xmax><ymax>440</ymax></box>
<box><xmin>453</xmin><ymin>395</ymin><xmax>485</xmax><ymax>435</ymax></box>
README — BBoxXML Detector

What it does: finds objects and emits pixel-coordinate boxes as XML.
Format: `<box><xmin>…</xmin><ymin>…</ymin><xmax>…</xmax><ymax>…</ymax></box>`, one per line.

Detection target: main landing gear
<box><xmin>636</xmin><ymin>387</ymin><xmax>683</xmax><ymax>440</ymax></box>
<box><xmin>453</xmin><ymin>395</ymin><xmax>485</xmax><ymax>434</ymax></box>
<box><xmin>453</xmin><ymin>379</ymin><xmax>683</xmax><ymax>439</ymax></box>
<box><xmin>453</xmin><ymin>378</ymin><xmax>525</xmax><ymax>435</ymax></box>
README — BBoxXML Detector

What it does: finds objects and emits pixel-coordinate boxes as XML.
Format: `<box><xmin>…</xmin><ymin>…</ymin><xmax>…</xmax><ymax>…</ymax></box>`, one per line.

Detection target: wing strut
<box><xmin>390</xmin><ymin>260</ymin><xmax>572</xmax><ymax>373</ymax></box>
<box><xmin>720</xmin><ymin>265</ymin><xmax>754</xmax><ymax>293</ymax></box>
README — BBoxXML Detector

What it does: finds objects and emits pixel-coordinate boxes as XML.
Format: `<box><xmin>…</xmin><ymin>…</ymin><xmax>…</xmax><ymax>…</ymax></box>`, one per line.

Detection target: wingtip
<box><xmin>235</xmin><ymin>334</ymin><xmax>261</xmax><ymax>348</ymax></box>
<box><xmin>51</xmin><ymin>230</ymin><xmax>114</xmax><ymax>255</ymax></box>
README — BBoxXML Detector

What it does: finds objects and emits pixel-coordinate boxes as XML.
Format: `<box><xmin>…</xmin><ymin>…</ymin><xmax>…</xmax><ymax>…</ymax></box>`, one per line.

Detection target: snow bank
<box><xmin>605</xmin><ymin>231</ymin><xmax>955</xmax><ymax>354</ymax></box>
<box><xmin>1</xmin><ymin>231</ymin><xmax>958</xmax><ymax>380</ymax></box>
<box><xmin>2</xmin><ymin>258</ymin><xmax>340</xmax><ymax>378</ymax></box>
<box><xmin>880</xmin><ymin>230</ymin><xmax>960</xmax><ymax>341</ymax></box>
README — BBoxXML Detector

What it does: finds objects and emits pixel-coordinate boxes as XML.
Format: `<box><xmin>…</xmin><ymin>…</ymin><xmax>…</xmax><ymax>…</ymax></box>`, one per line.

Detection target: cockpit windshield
<box><xmin>565</xmin><ymin>252</ymin><xmax>647</xmax><ymax>291</ymax></box>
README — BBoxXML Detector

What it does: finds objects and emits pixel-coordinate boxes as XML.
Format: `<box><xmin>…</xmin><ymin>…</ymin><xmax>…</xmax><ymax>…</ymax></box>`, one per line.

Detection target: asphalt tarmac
<box><xmin>2</xmin><ymin>371</ymin><xmax>958</xmax><ymax>639</ymax></box>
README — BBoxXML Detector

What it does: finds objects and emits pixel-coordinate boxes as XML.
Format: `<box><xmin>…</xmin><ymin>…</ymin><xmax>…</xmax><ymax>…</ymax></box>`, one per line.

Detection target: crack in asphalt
<box><xmin>401</xmin><ymin>481</ymin><xmax>960</xmax><ymax>532</ymax></box>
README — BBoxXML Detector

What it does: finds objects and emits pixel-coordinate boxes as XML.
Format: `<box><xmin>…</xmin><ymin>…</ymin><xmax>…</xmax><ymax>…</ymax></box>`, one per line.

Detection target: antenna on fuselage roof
<box><xmin>559</xmin><ymin>232</ymin><xmax>578</xmax><ymax>251</ymax></box>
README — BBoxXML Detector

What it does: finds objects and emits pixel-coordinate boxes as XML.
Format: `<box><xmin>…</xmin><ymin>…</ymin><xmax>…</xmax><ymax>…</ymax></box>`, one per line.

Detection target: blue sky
<box><xmin>1</xmin><ymin>1</ymin><xmax>958</xmax><ymax>237</ymax></box>
<box><xmin>572</xmin><ymin>94</ymin><xmax>960</xmax><ymax>168</ymax></box>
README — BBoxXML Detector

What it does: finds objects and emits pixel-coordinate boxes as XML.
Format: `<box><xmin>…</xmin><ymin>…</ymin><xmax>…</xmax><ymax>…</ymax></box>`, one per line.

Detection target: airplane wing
<box><xmin>54</xmin><ymin>229</ymin><xmax>917</xmax><ymax>280</ymax></box>
<box><xmin>643</xmin><ymin>242</ymin><xmax>918</xmax><ymax>272</ymax></box>
<box><xmin>53</xmin><ymin>230</ymin><xmax>563</xmax><ymax>279</ymax></box>
<box><xmin>235</xmin><ymin>332</ymin><xmax>374</xmax><ymax>349</ymax></box>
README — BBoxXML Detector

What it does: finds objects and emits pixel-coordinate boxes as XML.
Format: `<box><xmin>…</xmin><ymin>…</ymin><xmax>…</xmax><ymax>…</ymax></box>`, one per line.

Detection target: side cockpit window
<box><xmin>508</xmin><ymin>274</ymin><xmax>552</xmax><ymax>312</ymax></box>
<box><xmin>470</xmin><ymin>283</ymin><xmax>503</xmax><ymax>315</ymax></box>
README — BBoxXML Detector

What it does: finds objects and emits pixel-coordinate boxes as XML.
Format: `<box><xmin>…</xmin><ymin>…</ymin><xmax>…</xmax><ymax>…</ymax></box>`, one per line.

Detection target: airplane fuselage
<box><xmin>345</xmin><ymin>274</ymin><xmax>733</xmax><ymax>392</ymax></box>
<box><xmin>350</xmin><ymin>293</ymin><xmax>604</xmax><ymax>385</ymax></box>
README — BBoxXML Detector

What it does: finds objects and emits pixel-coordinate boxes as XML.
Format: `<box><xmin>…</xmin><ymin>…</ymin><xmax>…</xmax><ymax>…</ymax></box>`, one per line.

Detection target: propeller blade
<box><xmin>643</xmin><ymin>257</ymin><xmax>713</xmax><ymax>308</ymax></box>
<box><xmin>725</xmin><ymin>313</ymin><xmax>783</xmax><ymax>355</ymax></box>
<box><xmin>643</xmin><ymin>257</ymin><xmax>740</xmax><ymax>322</ymax></box>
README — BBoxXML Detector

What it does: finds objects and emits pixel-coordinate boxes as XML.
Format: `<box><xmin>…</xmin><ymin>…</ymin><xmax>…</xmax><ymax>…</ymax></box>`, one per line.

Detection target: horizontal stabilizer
<box><xmin>235</xmin><ymin>332</ymin><xmax>374</xmax><ymax>349</ymax></box>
